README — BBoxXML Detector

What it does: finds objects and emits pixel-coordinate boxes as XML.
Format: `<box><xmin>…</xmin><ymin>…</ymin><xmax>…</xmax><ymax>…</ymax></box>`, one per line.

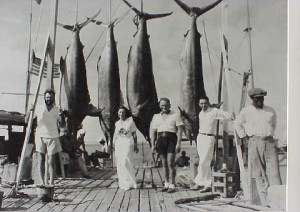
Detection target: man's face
<box><xmin>44</xmin><ymin>93</ymin><xmax>54</xmax><ymax>106</ymax></box>
<box><xmin>199</xmin><ymin>99</ymin><xmax>209</xmax><ymax>111</ymax></box>
<box><xmin>252</xmin><ymin>96</ymin><xmax>264</xmax><ymax>109</ymax></box>
<box><xmin>159</xmin><ymin>100</ymin><xmax>171</xmax><ymax>113</ymax></box>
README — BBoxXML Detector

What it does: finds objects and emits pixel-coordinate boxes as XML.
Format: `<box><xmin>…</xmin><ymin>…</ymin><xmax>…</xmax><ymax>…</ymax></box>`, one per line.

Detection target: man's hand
<box><xmin>151</xmin><ymin>140</ymin><xmax>156</xmax><ymax>153</ymax></box>
<box><xmin>134</xmin><ymin>144</ymin><xmax>139</xmax><ymax>153</ymax></box>
<box><xmin>229</xmin><ymin>113</ymin><xmax>235</xmax><ymax>122</ymax></box>
<box><xmin>175</xmin><ymin>143</ymin><xmax>181</xmax><ymax>153</ymax></box>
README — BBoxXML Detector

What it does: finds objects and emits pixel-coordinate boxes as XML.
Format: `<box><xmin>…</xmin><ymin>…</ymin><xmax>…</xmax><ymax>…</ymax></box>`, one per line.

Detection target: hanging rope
<box><xmin>85</xmin><ymin>28</ymin><xmax>107</xmax><ymax>63</ymax></box>
<box><xmin>76</xmin><ymin>0</ymin><xmax>79</xmax><ymax>24</ymax></box>
<box><xmin>85</xmin><ymin>0</ymin><xmax>132</xmax><ymax>63</ymax></box>
<box><xmin>228</xmin><ymin>68</ymin><xmax>243</xmax><ymax>76</ymax></box>
<box><xmin>228</xmin><ymin>33</ymin><xmax>247</xmax><ymax>67</ymax></box>
<box><xmin>202</xmin><ymin>21</ymin><xmax>218</xmax><ymax>96</ymax></box>
<box><xmin>33</xmin><ymin>0</ymin><xmax>46</xmax><ymax>53</ymax></box>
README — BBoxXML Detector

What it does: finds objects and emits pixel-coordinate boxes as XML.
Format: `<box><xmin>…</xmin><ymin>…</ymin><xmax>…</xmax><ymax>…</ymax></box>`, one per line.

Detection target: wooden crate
<box><xmin>212</xmin><ymin>171</ymin><xmax>237</xmax><ymax>198</ymax></box>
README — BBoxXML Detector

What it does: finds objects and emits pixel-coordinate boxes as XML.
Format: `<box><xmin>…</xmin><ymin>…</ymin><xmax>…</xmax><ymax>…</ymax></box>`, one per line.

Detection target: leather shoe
<box><xmin>190</xmin><ymin>184</ymin><xmax>203</xmax><ymax>190</ymax></box>
<box><xmin>161</xmin><ymin>187</ymin><xmax>169</xmax><ymax>192</ymax></box>
<box><xmin>199</xmin><ymin>187</ymin><xmax>212</xmax><ymax>193</ymax></box>
<box><xmin>167</xmin><ymin>188</ymin><xmax>175</xmax><ymax>193</ymax></box>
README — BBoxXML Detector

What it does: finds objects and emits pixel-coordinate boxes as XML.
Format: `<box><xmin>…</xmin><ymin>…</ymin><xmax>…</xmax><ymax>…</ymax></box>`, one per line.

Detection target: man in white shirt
<box><xmin>191</xmin><ymin>96</ymin><xmax>233</xmax><ymax>192</ymax></box>
<box><xmin>33</xmin><ymin>89</ymin><xmax>65</xmax><ymax>185</ymax></box>
<box><xmin>235</xmin><ymin>88</ymin><xmax>282</xmax><ymax>206</ymax></box>
<box><xmin>150</xmin><ymin>98</ymin><xmax>183</xmax><ymax>193</ymax></box>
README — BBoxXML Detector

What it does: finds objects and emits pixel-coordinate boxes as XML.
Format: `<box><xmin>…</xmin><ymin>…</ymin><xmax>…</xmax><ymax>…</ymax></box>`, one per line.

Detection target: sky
<box><xmin>0</xmin><ymin>0</ymin><xmax>287</xmax><ymax>144</ymax></box>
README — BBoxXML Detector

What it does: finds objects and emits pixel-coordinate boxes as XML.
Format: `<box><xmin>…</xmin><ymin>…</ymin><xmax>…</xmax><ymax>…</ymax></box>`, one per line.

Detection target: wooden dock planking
<box><xmin>48</xmin><ymin>179</ymin><xmax>93</xmax><ymax>211</ymax></box>
<box><xmin>220</xmin><ymin>204</ymin><xmax>255</xmax><ymax>211</ymax></box>
<box><xmin>171</xmin><ymin>190</ymin><xmax>187</xmax><ymax>212</ymax></box>
<box><xmin>151</xmin><ymin>168</ymin><xmax>163</xmax><ymax>188</ymax></box>
<box><xmin>100</xmin><ymin>169</ymin><xmax>117</xmax><ymax>180</ymax></box>
<box><xmin>107</xmin><ymin>188</ymin><xmax>126</xmax><ymax>211</ymax></box>
<box><xmin>139</xmin><ymin>189</ymin><xmax>150</xmax><ymax>211</ymax></box>
<box><xmin>59</xmin><ymin>180</ymin><xmax>100</xmax><ymax>211</ymax></box>
<box><xmin>21</xmin><ymin>180</ymin><xmax>82</xmax><ymax>212</ymax></box>
<box><xmin>143</xmin><ymin>168</ymin><xmax>153</xmax><ymax>188</ymax></box>
<box><xmin>155</xmin><ymin>186</ymin><xmax>167</xmax><ymax>211</ymax></box>
<box><xmin>119</xmin><ymin>190</ymin><xmax>131</xmax><ymax>211</ymax></box>
<box><xmin>162</xmin><ymin>190</ymin><xmax>181</xmax><ymax>212</ymax></box>
<box><xmin>92</xmin><ymin>169</ymin><xmax>111</xmax><ymax>180</ymax></box>
<box><xmin>73</xmin><ymin>182</ymin><xmax>105</xmax><ymax>212</ymax></box>
<box><xmin>127</xmin><ymin>189</ymin><xmax>140</xmax><ymax>212</ymax></box>
<box><xmin>96</xmin><ymin>188</ymin><xmax>118</xmax><ymax>211</ymax></box>
<box><xmin>148</xmin><ymin>188</ymin><xmax>162</xmax><ymax>211</ymax></box>
<box><xmin>84</xmin><ymin>180</ymin><xmax>115</xmax><ymax>211</ymax></box>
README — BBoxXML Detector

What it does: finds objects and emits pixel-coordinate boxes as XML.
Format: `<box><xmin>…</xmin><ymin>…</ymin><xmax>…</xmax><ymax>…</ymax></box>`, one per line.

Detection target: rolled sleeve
<box><xmin>234</xmin><ymin>112</ymin><xmax>247</xmax><ymax>138</ymax></box>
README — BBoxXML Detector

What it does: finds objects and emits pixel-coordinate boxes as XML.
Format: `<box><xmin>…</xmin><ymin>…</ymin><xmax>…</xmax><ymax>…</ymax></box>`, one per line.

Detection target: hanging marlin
<box><xmin>123</xmin><ymin>0</ymin><xmax>172</xmax><ymax>147</ymax></box>
<box><xmin>174</xmin><ymin>0</ymin><xmax>222</xmax><ymax>144</ymax></box>
<box><xmin>59</xmin><ymin>9</ymin><xmax>102</xmax><ymax>139</ymax></box>
<box><xmin>96</xmin><ymin>18</ymin><xmax>124</xmax><ymax>148</ymax></box>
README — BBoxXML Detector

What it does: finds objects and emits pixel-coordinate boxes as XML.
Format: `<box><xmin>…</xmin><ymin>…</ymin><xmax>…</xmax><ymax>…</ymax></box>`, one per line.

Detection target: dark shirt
<box><xmin>175</xmin><ymin>156</ymin><xmax>190</xmax><ymax>167</ymax></box>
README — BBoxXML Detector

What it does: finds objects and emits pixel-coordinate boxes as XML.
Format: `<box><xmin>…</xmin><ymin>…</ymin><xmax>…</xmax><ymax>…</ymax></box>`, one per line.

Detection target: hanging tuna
<box><xmin>174</xmin><ymin>0</ymin><xmax>222</xmax><ymax>144</ymax></box>
<box><xmin>59</xmin><ymin>10</ymin><xmax>102</xmax><ymax>140</ymax></box>
<box><xmin>123</xmin><ymin>0</ymin><xmax>172</xmax><ymax>147</ymax></box>
<box><xmin>96</xmin><ymin>19</ymin><xmax>123</xmax><ymax>149</ymax></box>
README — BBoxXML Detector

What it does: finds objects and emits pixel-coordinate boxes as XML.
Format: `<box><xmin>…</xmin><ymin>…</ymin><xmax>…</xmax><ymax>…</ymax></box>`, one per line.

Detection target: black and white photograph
<box><xmin>0</xmin><ymin>0</ymin><xmax>294</xmax><ymax>211</ymax></box>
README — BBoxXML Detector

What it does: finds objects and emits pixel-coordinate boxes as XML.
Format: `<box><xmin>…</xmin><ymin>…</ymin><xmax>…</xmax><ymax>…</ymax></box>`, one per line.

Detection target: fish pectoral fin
<box><xmin>122</xmin><ymin>0</ymin><xmax>140</xmax><ymax>15</ymax></box>
<box><xmin>57</xmin><ymin>22</ymin><xmax>74</xmax><ymax>31</ymax></box>
<box><xmin>59</xmin><ymin>57</ymin><xmax>66</xmax><ymax>75</ymax></box>
<box><xmin>173</xmin><ymin>0</ymin><xmax>192</xmax><ymax>16</ymax></box>
<box><xmin>211</xmin><ymin>102</ymin><xmax>223</xmax><ymax>109</ymax></box>
<box><xmin>137</xmin><ymin>98</ymin><xmax>150</xmax><ymax>111</ymax></box>
<box><xmin>127</xmin><ymin>46</ymin><xmax>132</xmax><ymax>64</ymax></box>
<box><xmin>86</xmin><ymin>104</ymin><xmax>104</xmax><ymax>117</ymax></box>
<box><xmin>97</xmin><ymin>55</ymin><xmax>101</xmax><ymax>73</ymax></box>
<box><xmin>144</xmin><ymin>12</ymin><xmax>173</xmax><ymax>21</ymax></box>
<box><xmin>78</xmin><ymin>9</ymin><xmax>101</xmax><ymax>30</ymax></box>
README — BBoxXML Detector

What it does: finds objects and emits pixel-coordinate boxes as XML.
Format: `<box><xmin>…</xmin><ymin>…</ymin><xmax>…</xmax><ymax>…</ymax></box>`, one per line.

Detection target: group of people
<box><xmin>32</xmin><ymin>87</ymin><xmax>281</xmax><ymax>206</ymax></box>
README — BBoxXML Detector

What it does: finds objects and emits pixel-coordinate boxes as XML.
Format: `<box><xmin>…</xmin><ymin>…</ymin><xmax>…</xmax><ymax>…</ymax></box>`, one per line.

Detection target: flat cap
<box><xmin>248</xmin><ymin>88</ymin><xmax>267</xmax><ymax>98</ymax></box>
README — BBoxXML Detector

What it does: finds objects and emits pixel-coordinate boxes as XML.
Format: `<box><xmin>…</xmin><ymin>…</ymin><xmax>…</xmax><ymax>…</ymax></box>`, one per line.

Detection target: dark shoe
<box><xmin>190</xmin><ymin>184</ymin><xmax>203</xmax><ymax>190</ymax></box>
<box><xmin>199</xmin><ymin>187</ymin><xmax>211</xmax><ymax>193</ymax></box>
<box><xmin>83</xmin><ymin>175</ymin><xmax>92</xmax><ymax>179</ymax></box>
<box><xmin>161</xmin><ymin>187</ymin><xmax>169</xmax><ymax>192</ymax></box>
<box><xmin>167</xmin><ymin>188</ymin><xmax>176</xmax><ymax>193</ymax></box>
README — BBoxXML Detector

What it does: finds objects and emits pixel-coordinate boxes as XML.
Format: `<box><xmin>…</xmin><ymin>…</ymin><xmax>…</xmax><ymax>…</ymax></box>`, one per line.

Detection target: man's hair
<box><xmin>99</xmin><ymin>139</ymin><xmax>105</xmax><ymax>145</ymax></box>
<box><xmin>181</xmin><ymin>151</ymin><xmax>186</xmax><ymax>156</ymax></box>
<box><xmin>159</xmin><ymin>97</ymin><xmax>170</xmax><ymax>104</ymax></box>
<box><xmin>44</xmin><ymin>88</ymin><xmax>55</xmax><ymax>96</ymax></box>
<box><xmin>199</xmin><ymin>96</ymin><xmax>209</xmax><ymax>102</ymax></box>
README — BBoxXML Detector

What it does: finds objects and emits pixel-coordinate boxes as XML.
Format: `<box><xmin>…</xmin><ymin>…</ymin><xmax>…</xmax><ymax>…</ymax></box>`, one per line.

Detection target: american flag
<box><xmin>30</xmin><ymin>51</ymin><xmax>60</xmax><ymax>79</ymax></box>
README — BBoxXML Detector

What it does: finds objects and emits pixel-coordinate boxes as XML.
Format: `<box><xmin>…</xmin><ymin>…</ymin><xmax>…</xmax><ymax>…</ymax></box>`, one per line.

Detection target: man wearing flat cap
<box><xmin>235</xmin><ymin>88</ymin><xmax>282</xmax><ymax>206</ymax></box>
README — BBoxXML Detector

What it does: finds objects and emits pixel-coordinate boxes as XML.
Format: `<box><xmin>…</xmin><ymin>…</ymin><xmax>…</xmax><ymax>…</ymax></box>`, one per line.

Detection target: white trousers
<box><xmin>194</xmin><ymin>134</ymin><xmax>215</xmax><ymax>187</ymax></box>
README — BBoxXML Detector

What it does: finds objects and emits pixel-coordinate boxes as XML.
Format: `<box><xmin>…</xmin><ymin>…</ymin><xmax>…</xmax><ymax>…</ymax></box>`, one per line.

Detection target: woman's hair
<box><xmin>118</xmin><ymin>106</ymin><xmax>132</xmax><ymax>119</ymax></box>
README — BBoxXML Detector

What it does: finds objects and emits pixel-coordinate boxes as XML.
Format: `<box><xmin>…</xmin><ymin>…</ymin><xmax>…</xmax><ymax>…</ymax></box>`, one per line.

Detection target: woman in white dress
<box><xmin>114</xmin><ymin>106</ymin><xmax>139</xmax><ymax>190</ymax></box>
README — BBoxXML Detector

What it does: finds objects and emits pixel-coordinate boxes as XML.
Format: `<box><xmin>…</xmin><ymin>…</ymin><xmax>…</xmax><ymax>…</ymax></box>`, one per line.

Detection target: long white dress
<box><xmin>114</xmin><ymin>117</ymin><xmax>137</xmax><ymax>190</ymax></box>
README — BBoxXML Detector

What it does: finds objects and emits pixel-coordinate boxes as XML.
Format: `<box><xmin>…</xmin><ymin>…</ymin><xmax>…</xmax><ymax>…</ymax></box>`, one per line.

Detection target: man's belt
<box><xmin>199</xmin><ymin>132</ymin><xmax>215</xmax><ymax>137</ymax></box>
<box><xmin>158</xmin><ymin>131</ymin><xmax>176</xmax><ymax>137</ymax></box>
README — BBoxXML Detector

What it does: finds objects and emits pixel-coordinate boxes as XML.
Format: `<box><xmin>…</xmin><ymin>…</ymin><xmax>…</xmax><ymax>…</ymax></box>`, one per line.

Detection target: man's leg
<box><xmin>194</xmin><ymin>135</ymin><xmax>214</xmax><ymax>188</ymax></box>
<box><xmin>37</xmin><ymin>152</ymin><xmax>45</xmax><ymax>185</ymax></box>
<box><xmin>160</xmin><ymin>154</ymin><xmax>170</xmax><ymax>192</ymax></box>
<box><xmin>265</xmin><ymin>139</ymin><xmax>282</xmax><ymax>185</ymax></box>
<box><xmin>48</xmin><ymin>154</ymin><xmax>56</xmax><ymax>185</ymax></box>
<box><xmin>168</xmin><ymin>153</ymin><xmax>176</xmax><ymax>185</ymax></box>
<box><xmin>161</xmin><ymin>154</ymin><xmax>169</xmax><ymax>183</ymax></box>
